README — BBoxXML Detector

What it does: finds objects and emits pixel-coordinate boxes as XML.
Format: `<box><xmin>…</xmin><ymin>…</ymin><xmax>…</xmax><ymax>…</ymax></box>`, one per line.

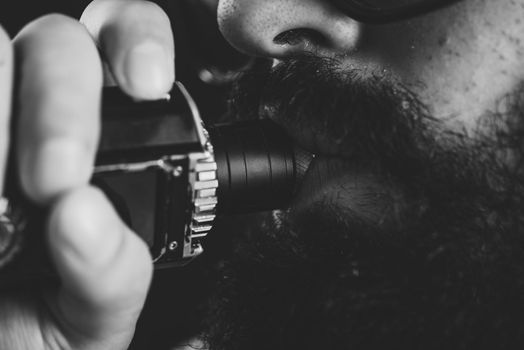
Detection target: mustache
<box><xmin>227</xmin><ymin>55</ymin><xmax>437</xmax><ymax>164</ymax></box>
<box><xmin>224</xmin><ymin>56</ymin><xmax>524</xmax><ymax>259</ymax></box>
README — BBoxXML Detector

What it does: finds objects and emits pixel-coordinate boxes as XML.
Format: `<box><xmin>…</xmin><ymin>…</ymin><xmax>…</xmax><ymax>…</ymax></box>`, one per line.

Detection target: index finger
<box><xmin>81</xmin><ymin>0</ymin><xmax>175</xmax><ymax>100</ymax></box>
<box><xmin>13</xmin><ymin>15</ymin><xmax>102</xmax><ymax>204</ymax></box>
<box><xmin>0</xmin><ymin>26</ymin><xmax>13</xmax><ymax>196</ymax></box>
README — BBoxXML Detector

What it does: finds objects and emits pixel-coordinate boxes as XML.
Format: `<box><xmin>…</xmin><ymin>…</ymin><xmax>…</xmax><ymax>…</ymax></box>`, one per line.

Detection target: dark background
<box><xmin>0</xmin><ymin>1</ymin><xmax>91</xmax><ymax>36</ymax></box>
<box><xmin>0</xmin><ymin>1</ymin><xmax>249</xmax><ymax>349</ymax></box>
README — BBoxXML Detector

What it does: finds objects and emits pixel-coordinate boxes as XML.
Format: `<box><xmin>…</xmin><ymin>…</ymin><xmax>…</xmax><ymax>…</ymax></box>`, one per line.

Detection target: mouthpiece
<box><xmin>209</xmin><ymin>120</ymin><xmax>314</xmax><ymax>214</ymax></box>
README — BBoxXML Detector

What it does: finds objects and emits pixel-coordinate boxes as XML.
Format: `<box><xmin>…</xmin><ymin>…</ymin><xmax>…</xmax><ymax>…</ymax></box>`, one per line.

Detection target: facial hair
<box><xmin>202</xmin><ymin>56</ymin><xmax>524</xmax><ymax>350</ymax></box>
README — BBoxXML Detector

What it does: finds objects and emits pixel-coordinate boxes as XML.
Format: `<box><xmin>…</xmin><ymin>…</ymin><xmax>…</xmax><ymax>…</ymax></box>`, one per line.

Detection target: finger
<box><xmin>13</xmin><ymin>15</ymin><xmax>103</xmax><ymax>204</ymax></box>
<box><xmin>81</xmin><ymin>0</ymin><xmax>175</xmax><ymax>99</ymax></box>
<box><xmin>47</xmin><ymin>186</ymin><xmax>152</xmax><ymax>347</ymax></box>
<box><xmin>0</xmin><ymin>26</ymin><xmax>13</xmax><ymax>195</ymax></box>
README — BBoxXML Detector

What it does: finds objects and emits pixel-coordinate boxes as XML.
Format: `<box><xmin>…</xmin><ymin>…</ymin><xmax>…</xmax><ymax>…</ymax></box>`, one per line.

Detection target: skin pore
<box><xmin>360</xmin><ymin>0</ymin><xmax>524</xmax><ymax>132</ymax></box>
<box><xmin>217</xmin><ymin>0</ymin><xmax>524</xmax><ymax>133</ymax></box>
<box><xmin>195</xmin><ymin>0</ymin><xmax>524</xmax><ymax>349</ymax></box>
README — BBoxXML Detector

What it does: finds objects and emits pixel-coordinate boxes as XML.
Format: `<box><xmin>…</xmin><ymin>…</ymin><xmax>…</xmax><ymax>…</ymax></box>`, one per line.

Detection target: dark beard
<box><xmin>202</xmin><ymin>57</ymin><xmax>524</xmax><ymax>350</ymax></box>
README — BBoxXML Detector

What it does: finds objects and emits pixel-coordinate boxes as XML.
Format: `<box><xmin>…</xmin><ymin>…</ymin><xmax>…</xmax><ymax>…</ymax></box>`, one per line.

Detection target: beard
<box><xmin>200</xmin><ymin>56</ymin><xmax>524</xmax><ymax>350</ymax></box>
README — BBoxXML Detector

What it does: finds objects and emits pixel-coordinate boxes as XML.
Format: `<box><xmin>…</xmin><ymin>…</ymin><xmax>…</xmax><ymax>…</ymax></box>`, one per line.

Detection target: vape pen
<box><xmin>0</xmin><ymin>82</ymin><xmax>313</xmax><ymax>277</ymax></box>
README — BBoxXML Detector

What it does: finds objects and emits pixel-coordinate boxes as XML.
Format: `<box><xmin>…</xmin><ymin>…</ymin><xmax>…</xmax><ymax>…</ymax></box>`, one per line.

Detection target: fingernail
<box><xmin>124</xmin><ymin>41</ymin><xmax>174</xmax><ymax>99</ymax></box>
<box><xmin>23</xmin><ymin>139</ymin><xmax>91</xmax><ymax>204</ymax></box>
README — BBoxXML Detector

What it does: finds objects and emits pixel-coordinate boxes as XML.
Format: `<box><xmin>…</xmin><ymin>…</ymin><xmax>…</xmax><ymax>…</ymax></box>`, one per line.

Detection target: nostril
<box><xmin>217</xmin><ymin>0</ymin><xmax>360</xmax><ymax>58</ymax></box>
<box><xmin>273</xmin><ymin>28</ymin><xmax>327</xmax><ymax>48</ymax></box>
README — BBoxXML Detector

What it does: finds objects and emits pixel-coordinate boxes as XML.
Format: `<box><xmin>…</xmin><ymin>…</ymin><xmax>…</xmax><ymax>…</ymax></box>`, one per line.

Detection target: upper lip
<box><xmin>258</xmin><ymin>96</ymin><xmax>352</xmax><ymax>160</ymax></box>
<box><xmin>268</xmin><ymin>116</ymin><xmax>352</xmax><ymax>160</ymax></box>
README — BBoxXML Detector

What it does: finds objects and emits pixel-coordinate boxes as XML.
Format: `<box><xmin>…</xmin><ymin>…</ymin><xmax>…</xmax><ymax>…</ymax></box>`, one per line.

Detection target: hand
<box><xmin>0</xmin><ymin>0</ymin><xmax>175</xmax><ymax>349</ymax></box>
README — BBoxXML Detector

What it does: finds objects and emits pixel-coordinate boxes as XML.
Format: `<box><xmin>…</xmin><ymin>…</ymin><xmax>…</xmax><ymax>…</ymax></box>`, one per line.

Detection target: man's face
<box><xmin>200</xmin><ymin>1</ymin><xmax>524</xmax><ymax>349</ymax></box>
<box><xmin>217</xmin><ymin>0</ymin><xmax>524</xmax><ymax>129</ymax></box>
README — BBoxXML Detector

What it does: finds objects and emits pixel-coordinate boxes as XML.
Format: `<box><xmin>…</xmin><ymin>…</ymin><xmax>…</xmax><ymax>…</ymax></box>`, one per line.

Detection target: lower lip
<box><xmin>291</xmin><ymin>156</ymin><xmax>406</xmax><ymax>228</ymax></box>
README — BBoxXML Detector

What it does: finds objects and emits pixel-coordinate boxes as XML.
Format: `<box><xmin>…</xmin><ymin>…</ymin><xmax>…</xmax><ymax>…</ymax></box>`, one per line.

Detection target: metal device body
<box><xmin>94</xmin><ymin>82</ymin><xmax>218</xmax><ymax>268</ymax></box>
<box><xmin>0</xmin><ymin>82</ymin><xmax>312</xmax><ymax>278</ymax></box>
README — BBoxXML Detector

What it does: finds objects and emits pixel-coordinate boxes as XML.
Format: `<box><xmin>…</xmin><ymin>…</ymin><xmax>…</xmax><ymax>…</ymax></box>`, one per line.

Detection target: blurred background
<box><xmin>0</xmin><ymin>1</ymin><xmax>253</xmax><ymax>349</ymax></box>
<box><xmin>0</xmin><ymin>1</ymin><xmax>91</xmax><ymax>35</ymax></box>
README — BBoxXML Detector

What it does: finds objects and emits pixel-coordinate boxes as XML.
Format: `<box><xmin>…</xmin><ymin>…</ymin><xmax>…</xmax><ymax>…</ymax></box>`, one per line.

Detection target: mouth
<box><xmin>270</xmin><ymin>112</ymin><xmax>410</xmax><ymax>231</ymax></box>
<box><xmin>248</xmin><ymin>57</ymin><xmax>420</xmax><ymax>230</ymax></box>
<box><xmin>261</xmin><ymin>104</ymin><xmax>355</xmax><ymax>159</ymax></box>
<box><xmin>290</xmin><ymin>154</ymin><xmax>409</xmax><ymax>231</ymax></box>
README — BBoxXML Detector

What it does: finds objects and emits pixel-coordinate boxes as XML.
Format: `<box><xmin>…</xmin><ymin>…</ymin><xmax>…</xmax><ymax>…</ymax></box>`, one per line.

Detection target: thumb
<box><xmin>46</xmin><ymin>185</ymin><xmax>152</xmax><ymax>349</ymax></box>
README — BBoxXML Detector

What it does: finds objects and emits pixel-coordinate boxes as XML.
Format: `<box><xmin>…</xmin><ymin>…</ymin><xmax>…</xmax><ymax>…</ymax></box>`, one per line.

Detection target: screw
<box><xmin>168</xmin><ymin>241</ymin><xmax>178</xmax><ymax>251</ymax></box>
<box><xmin>172</xmin><ymin>166</ymin><xmax>184</xmax><ymax>177</ymax></box>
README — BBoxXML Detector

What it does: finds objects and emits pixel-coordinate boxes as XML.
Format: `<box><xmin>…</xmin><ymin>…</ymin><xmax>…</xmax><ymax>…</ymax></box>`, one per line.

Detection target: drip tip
<box><xmin>208</xmin><ymin>119</ymin><xmax>314</xmax><ymax>215</ymax></box>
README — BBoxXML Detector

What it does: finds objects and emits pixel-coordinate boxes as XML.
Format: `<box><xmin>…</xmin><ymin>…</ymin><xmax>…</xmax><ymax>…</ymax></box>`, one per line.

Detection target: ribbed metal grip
<box><xmin>209</xmin><ymin>119</ymin><xmax>313</xmax><ymax>214</ymax></box>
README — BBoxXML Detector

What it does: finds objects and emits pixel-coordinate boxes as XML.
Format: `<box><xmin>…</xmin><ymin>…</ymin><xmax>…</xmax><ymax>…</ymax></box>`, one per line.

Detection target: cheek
<box><xmin>358</xmin><ymin>0</ymin><xmax>524</xmax><ymax>133</ymax></box>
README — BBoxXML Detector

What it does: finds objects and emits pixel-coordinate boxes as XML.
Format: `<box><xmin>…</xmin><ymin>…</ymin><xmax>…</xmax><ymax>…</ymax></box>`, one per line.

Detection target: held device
<box><xmin>0</xmin><ymin>82</ymin><xmax>313</xmax><ymax>276</ymax></box>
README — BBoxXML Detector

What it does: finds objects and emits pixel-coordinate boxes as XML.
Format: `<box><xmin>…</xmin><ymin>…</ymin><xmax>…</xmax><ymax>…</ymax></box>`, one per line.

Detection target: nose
<box><xmin>217</xmin><ymin>0</ymin><xmax>361</xmax><ymax>58</ymax></box>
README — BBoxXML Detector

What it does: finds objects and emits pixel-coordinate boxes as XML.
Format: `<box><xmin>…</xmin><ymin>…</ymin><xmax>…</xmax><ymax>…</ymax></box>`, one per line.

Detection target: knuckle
<box><xmin>0</xmin><ymin>24</ymin><xmax>12</xmax><ymax>47</ymax></box>
<box><xmin>0</xmin><ymin>24</ymin><xmax>13</xmax><ymax>66</ymax></box>
<box><xmin>0</xmin><ymin>24</ymin><xmax>12</xmax><ymax>135</ymax></box>
<box><xmin>15</xmin><ymin>14</ymin><xmax>93</xmax><ymax>51</ymax></box>
<box><xmin>32</xmin><ymin>13</ymin><xmax>76</xmax><ymax>27</ymax></box>
<box><xmin>121</xmin><ymin>0</ymin><xmax>167</xmax><ymax>18</ymax></box>
<box><xmin>20</xmin><ymin>138</ymin><xmax>94</xmax><ymax>204</ymax></box>
<box><xmin>17</xmin><ymin>14</ymin><xmax>77</xmax><ymax>39</ymax></box>
<box><xmin>83</xmin><ymin>0</ymin><xmax>172</xmax><ymax>48</ymax></box>
<box><xmin>108</xmin><ymin>0</ymin><xmax>171</xmax><ymax>30</ymax></box>
<box><xmin>13</xmin><ymin>15</ymin><xmax>102</xmax><ymax>83</ymax></box>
